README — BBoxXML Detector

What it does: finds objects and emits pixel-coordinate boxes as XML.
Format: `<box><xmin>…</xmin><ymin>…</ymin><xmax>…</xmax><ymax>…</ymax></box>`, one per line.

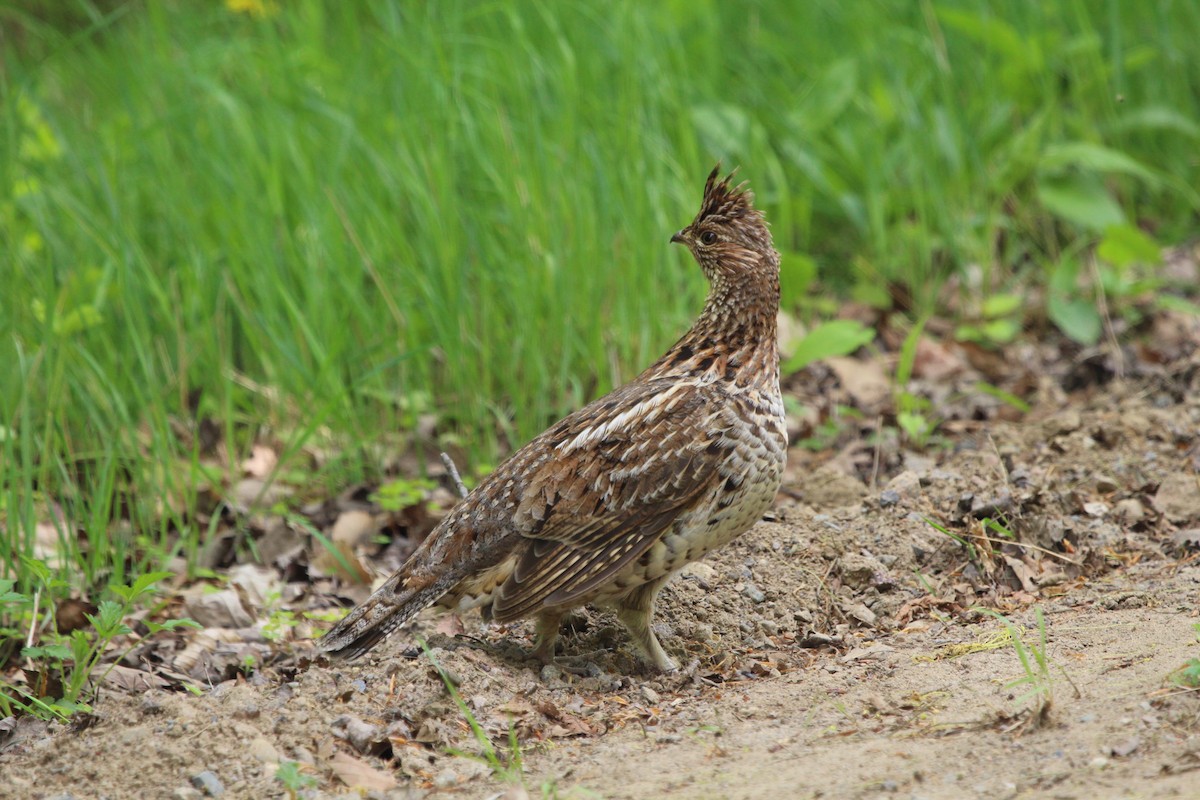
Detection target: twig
<box><xmin>1090</xmin><ymin>256</ymin><xmax>1125</xmax><ymax>380</ymax></box>
<box><xmin>25</xmin><ymin>588</ymin><xmax>40</xmax><ymax>651</ymax></box>
<box><xmin>440</xmin><ymin>452</ymin><xmax>469</xmax><ymax>499</ymax></box>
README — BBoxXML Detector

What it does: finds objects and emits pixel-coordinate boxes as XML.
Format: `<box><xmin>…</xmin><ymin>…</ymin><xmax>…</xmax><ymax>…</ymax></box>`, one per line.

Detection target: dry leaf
<box><xmin>241</xmin><ymin>444</ymin><xmax>278</xmax><ymax>479</ymax></box>
<box><xmin>826</xmin><ymin>356</ymin><xmax>890</xmax><ymax>412</ymax></box>
<box><xmin>328</xmin><ymin>751</ymin><xmax>397</xmax><ymax>791</ymax></box>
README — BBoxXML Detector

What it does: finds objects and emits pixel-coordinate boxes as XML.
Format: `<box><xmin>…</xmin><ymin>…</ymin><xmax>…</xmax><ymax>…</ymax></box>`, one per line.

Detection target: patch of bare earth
<box><xmin>3</xmin><ymin>376</ymin><xmax>1200</xmax><ymax>799</ymax></box>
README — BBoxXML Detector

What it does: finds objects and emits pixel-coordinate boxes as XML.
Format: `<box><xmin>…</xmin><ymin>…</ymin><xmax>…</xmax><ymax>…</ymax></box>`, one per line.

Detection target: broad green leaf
<box><xmin>1047</xmin><ymin>296</ymin><xmax>1101</xmax><ymax>345</ymax></box>
<box><xmin>1097</xmin><ymin>224</ymin><xmax>1161</xmax><ymax>269</ymax></box>
<box><xmin>1040</xmin><ymin>142</ymin><xmax>1158</xmax><ymax>185</ymax></box>
<box><xmin>1036</xmin><ymin>177</ymin><xmax>1124</xmax><ymax>230</ymax></box>
<box><xmin>1156</xmin><ymin>296</ymin><xmax>1200</xmax><ymax>316</ymax></box>
<box><xmin>145</xmin><ymin>618</ymin><xmax>202</xmax><ymax>633</ymax></box>
<box><xmin>980</xmin><ymin>318</ymin><xmax>1020</xmax><ymax>343</ymax></box>
<box><xmin>783</xmin><ymin>319</ymin><xmax>874</xmax><ymax>374</ymax></box>
<box><xmin>111</xmin><ymin>570</ymin><xmax>174</xmax><ymax>602</ymax></box>
<box><xmin>1110</xmin><ymin>107</ymin><xmax>1200</xmax><ymax>139</ymax></box>
<box><xmin>23</xmin><ymin>644</ymin><xmax>73</xmax><ymax>660</ymax></box>
<box><xmin>981</xmin><ymin>293</ymin><xmax>1022</xmax><ymax>318</ymax></box>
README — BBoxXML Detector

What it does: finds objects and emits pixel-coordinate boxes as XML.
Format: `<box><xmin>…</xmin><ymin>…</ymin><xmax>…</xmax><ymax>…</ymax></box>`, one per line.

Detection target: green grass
<box><xmin>1</xmin><ymin>1</ymin><xmax>1198</xmax><ymax>610</ymax></box>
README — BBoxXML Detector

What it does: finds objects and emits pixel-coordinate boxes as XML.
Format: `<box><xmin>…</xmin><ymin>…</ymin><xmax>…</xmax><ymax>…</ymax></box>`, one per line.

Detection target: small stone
<box><xmin>879</xmin><ymin>490</ymin><xmax>900</xmax><ymax>508</ymax></box>
<box><xmin>433</xmin><ymin>767</ymin><xmax>459</xmax><ymax>788</ymax></box>
<box><xmin>1089</xmin><ymin>756</ymin><xmax>1109</xmax><ymax>769</ymax></box>
<box><xmin>190</xmin><ymin>771</ymin><xmax>225</xmax><ymax>797</ymax></box>
<box><xmin>1046</xmin><ymin>411</ymin><xmax>1081</xmax><ymax>436</ymax></box>
<box><xmin>1173</xmin><ymin>529</ymin><xmax>1200</xmax><ymax>552</ymax></box>
<box><xmin>970</xmin><ymin>492</ymin><xmax>1012</xmax><ymax>519</ymax></box>
<box><xmin>681</xmin><ymin>562</ymin><xmax>717</xmax><ymax>585</ymax></box>
<box><xmin>655</xmin><ymin>733</ymin><xmax>682</xmax><ymax>744</ymax></box>
<box><xmin>838</xmin><ymin>552</ymin><xmax>889</xmax><ymax>589</ymax></box>
<box><xmin>1083</xmin><ymin>501</ymin><xmax>1109</xmax><ymax>518</ymax></box>
<box><xmin>884</xmin><ymin>470</ymin><xmax>922</xmax><ymax>500</ymax></box>
<box><xmin>1110</xmin><ymin>737</ymin><xmax>1141</xmax><ymax>757</ymax></box>
<box><xmin>640</xmin><ymin>685</ymin><xmax>661</xmax><ymax>705</ymax></box>
<box><xmin>843</xmin><ymin>602</ymin><xmax>877</xmax><ymax>627</ymax></box>
<box><xmin>1154</xmin><ymin>473</ymin><xmax>1200</xmax><ymax>523</ymax></box>
<box><xmin>742</xmin><ymin>582</ymin><xmax>766</xmax><ymax>603</ymax></box>
<box><xmin>248</xmin><ymin>737</ymin><xmax>280</xmax><ymax>764</ymax></box>
<box><xmin>331</xmin><ymin>715</ymin><xmax>386</xmax><ymax>756</ymax></box>
<box><xmin>1114</xmin><ymin>498</ymin><xmax>1145</xmax><ymax>525</ymax></box>
<box><xmin>540</xmin><ymin>664</ymin><xmax>562</xmax><ymax>683</ymax></box>
<box><xmin>1094</xmin><ymin>474</ymin><xmax>1120</xmax><ymax>493</ymax></box>
<box><xmin>171</xmin><ymin>789</ymin><xmax>202</xmax><ymax>800</ymax></box>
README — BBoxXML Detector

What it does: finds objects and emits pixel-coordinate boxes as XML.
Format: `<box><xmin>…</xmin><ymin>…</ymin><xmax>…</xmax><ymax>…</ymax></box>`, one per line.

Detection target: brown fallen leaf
<box><xmin>826</xmin><ymin>356</ymin><xmax>890</xmax><ymax>413</ymax></box>
<box><xmin>331</xmin><ymin>509</ymin><xmax>378</xmax><ymax>548</ymax></box>
<box><xmin>101</xmin><ymin>664</ymin><xmax>171</xmax><ymax>693</ymax></box>
<box><xmin>241</xmin><ymin>444</ymin><xmax>278</xmax><ymax>479</ymax></box>
<box><xmin>328</xmin><ymin>751</ymin><xmax>397</xmax><ymax>791</ymax></box>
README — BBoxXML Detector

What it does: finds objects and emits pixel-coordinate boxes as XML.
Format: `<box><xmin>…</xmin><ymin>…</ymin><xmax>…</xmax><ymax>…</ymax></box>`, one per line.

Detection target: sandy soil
<box><xmin>2</xmin><ymin>379</ymin><xmax>1199</xmax><ymax>800</ymax></box>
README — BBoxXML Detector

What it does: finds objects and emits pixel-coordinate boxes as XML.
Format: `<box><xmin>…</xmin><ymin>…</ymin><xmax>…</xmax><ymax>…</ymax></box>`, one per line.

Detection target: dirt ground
<box><xmin>3</xmin><ymin>373</ymin><xmax>1199</xmax><ymax>799</ymax></box>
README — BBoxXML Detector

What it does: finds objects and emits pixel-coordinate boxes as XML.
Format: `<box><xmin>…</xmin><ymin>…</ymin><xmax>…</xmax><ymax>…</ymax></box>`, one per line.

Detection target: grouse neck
<box><xmin>653</xmin><ymin>270</ymin><xmax>780</xmax><ymax>387</ymax></box>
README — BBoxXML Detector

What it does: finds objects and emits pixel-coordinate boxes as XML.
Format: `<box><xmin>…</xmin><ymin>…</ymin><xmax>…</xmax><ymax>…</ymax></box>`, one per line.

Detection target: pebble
<box><xmin>540</xmin><ymin>664</ymin><xmax>562</xmax><ymax>683</ymax></box>
<box><xmin>843</xmin><ymin>602</ymin><xmax>877</xmax><ymax>627</ymax></box>
<box><xmin>1114</xmin><ymin>498</ymin><xmax>1145</xmax><ymax>525</ymax></box>
<box><xmin>837</xmin><ymin>552</ymin><xmax>888</xmax><ymax>589</ymax></box>
<box><xmin>742</xmin><ymin>582</ymin><xmax>766</xmax><ymax>603</ymax></box>
<box><xmin>681</xmin><ymin>561</ymin><xmax>717</xmax><ymax>586</ymax></box>
<box><xmin>171</xmin><ymin>789</ymin><xmax>202</xmax><ymax>800</ymax></box>
<box><xmin>1110</xmin><ymin>737</ymin><xmax>1140</xmax><ymax>757</ymax></box>
<box><xmin>331</xmin><ymin>715</ymin><xmax>385</xmax><ymax>756</ymax></box>
<box><xmin>640</xmin><ymin>685</ymin><xmax>661</xmax><ymax>705</ymax></box>
<box><xmin>884</xmin><ymin>470</ymin><xmax>922</xmax><ymax>500</ymax></box>
<box><xmin>1154</xmin><ymin>473</ymin><xmax>1200</xmax><ymax>523</ymax></box>
<box><xmin>432</xmin><ymin>767</ymin><xmax>459</xmax><ymax>788</ymax></box>
<box><xmin>190</xmin><ymin>771</ymin><xmax>225</xmax><ymax>797</ymax></box>
<box><xmin>879</xmin><ymin>490</ymin><xmax>900</xmax><ymax>508</ymax></box>
<box><xmin>248</xmin><ymin>736</ymin><xmax>280</xmax><ymax>764</ymax></box>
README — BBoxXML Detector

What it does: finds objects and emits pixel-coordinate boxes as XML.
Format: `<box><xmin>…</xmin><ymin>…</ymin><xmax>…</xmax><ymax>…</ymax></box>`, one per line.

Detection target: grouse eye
<box><xmin>699</xmin><ymin>230</ymin><xmax>718</xmax><ymax>245</ymax></box>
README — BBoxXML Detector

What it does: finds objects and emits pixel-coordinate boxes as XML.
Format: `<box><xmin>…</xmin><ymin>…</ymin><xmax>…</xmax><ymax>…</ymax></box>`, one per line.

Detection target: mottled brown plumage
<box><xmin>318</xmin><ymin>167</ymin><xmax>786</xmax><ymax>671</ymax></box>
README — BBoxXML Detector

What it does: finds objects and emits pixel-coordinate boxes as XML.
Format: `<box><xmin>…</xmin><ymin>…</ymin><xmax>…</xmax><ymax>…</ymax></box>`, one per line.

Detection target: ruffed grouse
<box><xmin>319</xmin><ymin>167</ymin><xmax>786</xmax><ymax>671</ymax></box>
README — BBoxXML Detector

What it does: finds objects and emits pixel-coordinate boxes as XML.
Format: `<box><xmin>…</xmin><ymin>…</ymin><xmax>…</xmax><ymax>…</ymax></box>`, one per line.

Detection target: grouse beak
<box><xmin>670</xmin><ymin>231</ymin><xmax>687</xmax><ymax>245</ymax></box>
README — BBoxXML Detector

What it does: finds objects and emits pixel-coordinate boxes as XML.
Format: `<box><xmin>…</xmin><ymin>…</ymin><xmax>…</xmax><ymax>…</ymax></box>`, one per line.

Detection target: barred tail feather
<box><xmin>317</xmin><ymin>570</ymin><xmax>448</xmax><ymax>661</ymax></box>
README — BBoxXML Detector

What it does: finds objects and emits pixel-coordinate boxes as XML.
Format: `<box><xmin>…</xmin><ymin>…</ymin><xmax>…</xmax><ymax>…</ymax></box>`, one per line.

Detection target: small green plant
<box><xmin>1167</xmin><ymin>623</ymin><xmax>1200</xmax><ymax>689</ymax></box>
<box><xmin>371</xmin><ymin>477</ymin><xmax>437</xmax><ymax>512</ymax></box>
<box><xmin>420</xmin><ymin>639</ymin><xmax>526</xmax><ymax>787</ymax></box>
<box><xmin>274</xmin><ymin>760</ymin><xmax>318</xmax><ymax>798</ymax></box>
<box><xmin>1046</xmin><ymin>222</ymin><xmax>1165</xmax><ymax>346</ymax></box>
<box><xmin>893</xmin><ymin>318</ymin><xmax>942</xmax><ymax>448</ymax></box>
<box><xmin>955</xmin><ymin>293</ymin><xmax>1023</xmax><ymax>347</ymax></box>
<box><xmin>0</xmin><ymin>572</ymin><xmax>198</xmax><ymax>721</ymax></box>
<box><xmin>977</xmin><ymin>607</ymin><xmax>1060</xmax><ymax>728</ymax></box>
<box><xmin>922</xmin><ymin>516</ymin><xmax>978</xmax><ymax>563</ymax></box>
<box><xmin>792</xmin><ymin>402</ymin><xmax>862</xmax><ymax>452</ymax></box>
